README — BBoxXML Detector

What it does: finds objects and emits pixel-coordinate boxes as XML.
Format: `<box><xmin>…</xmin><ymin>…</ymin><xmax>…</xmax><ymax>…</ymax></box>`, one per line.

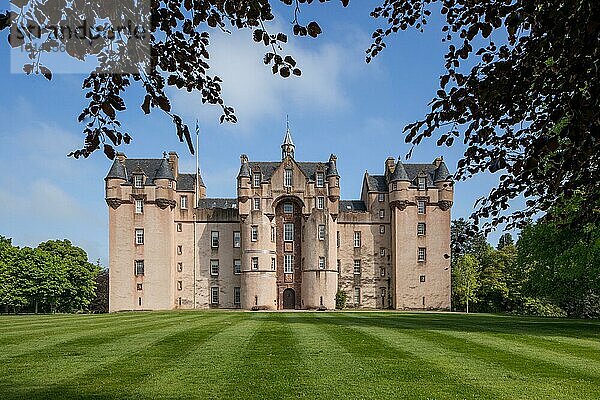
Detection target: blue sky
<box><xmin>0</xmin><ymin>1</ymin><xmax>512</xmax><ymax>265</ymax></box>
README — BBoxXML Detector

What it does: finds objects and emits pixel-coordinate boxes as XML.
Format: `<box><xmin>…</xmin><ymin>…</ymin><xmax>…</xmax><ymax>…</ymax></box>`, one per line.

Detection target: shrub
<box><xmin>335</xmin><ymin>290</ymin><xmax>347</xmax><ymax>309</ymax></box>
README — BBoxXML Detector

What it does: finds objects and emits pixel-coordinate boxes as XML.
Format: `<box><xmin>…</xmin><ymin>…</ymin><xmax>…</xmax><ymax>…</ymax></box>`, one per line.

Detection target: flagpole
<box><xmin>193</xmin><ymin>119</ymin><xmax>199</xmax><ymax>309</ymax></box>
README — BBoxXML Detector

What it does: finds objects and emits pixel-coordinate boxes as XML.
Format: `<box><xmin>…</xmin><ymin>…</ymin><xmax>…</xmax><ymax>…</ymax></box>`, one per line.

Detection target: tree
<box><xmin>517</xmin><ymin>212</ymin><xmax>600</xmax><ymax>318</ymax></box>
<box><xmin>2</xmin><ymin>1</ymin><xmax>598</xmax><ymax>231</ymax></box>
<box><xmin>368</xmin><ymin>0</ymin><xmax>600</xmax><ymax>231</ymax></box>
<box><xmin>0</xmin><ymin>0</ymin><xmax>349</xmax><ymax>159</ymax></box>
<box><xmin>0</xmin><ymin>236</ymin><xmax>24</xmax><ymax>313</ymax></box>
<box><xmin>497</xmin><ymin>233</ymin><xmax>514</xmax><ymax>250</ymax></box>
<box><xmin>89</xmin><ymin>261</ymin><xmax>109</xmax><ymax>314</ymax></box>
<box><xmin>452</xmin><ymin>254</ymin><xmax>479</xmax><ymax>313</ymax></box>
<box><xmin>451</xmin><ymin>218</ymin><xmax>487</xmax><ymax>261</ymax></box>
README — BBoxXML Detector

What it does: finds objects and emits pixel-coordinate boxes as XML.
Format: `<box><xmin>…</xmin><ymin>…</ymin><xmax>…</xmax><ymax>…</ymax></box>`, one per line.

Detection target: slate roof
<box><xmin>197</xmin><ymin>198</ymin><xmax>238</xmax><ymax>209</ymax></box>
<box><xmin>177</xmin><ymin>173</ymin><xmax>203</xmax><ymax>192</ymax></box>
<box><xmin>154</xmin><ymin>159</ymin><xmax>175</xmax><ymax>180</ymax></box>
<box><xmin>246</xmin><ymin>161</ymin><xmax>327</xmax><ymax>182</ymax></box>
<box><xmin>105</xmin><ymin>159</ymin><xmax>127</xmax><ymax>180</ymax></box>
<box><xmin>106</xmin><ymin>158</ymin><xmax>205</xmax><ymax>187</ymax></box>
<box><xmin>365</xmin><ymin>162</ymin><xmax>450</xmax><ymax>192</ymax></box>
<box><xmin>339</xmin><ymin>200</ymin><xmax>367</xmax><ymax>212</ymax></box>
<box><xmin>389</xmin><ymin>160</ymin><xmax>409</xmax><ymax>181</ymax></box>
<box><xmin>365</xmin><ymin>174</ymin><xmax>388</xmax><ymax>192</ymax></box>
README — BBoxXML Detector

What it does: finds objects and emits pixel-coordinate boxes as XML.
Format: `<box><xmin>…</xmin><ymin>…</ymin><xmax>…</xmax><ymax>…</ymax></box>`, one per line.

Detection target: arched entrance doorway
<box><xmin>283</xmin><ymin>288</ymin><xmax>296</xmax><ymax>309</ymax></box>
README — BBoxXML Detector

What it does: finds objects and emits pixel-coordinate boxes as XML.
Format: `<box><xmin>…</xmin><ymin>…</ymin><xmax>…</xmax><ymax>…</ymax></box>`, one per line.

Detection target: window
<box><xmin>271</xmin><ymin>258</ymin><xmax>276</xmax><ymax>271</ymax></box>
<box><xmin>336</xmin><ymin>231</ymin><xmax>340</xmax><ymax>248</ymax></box>
<box><xmin>353</xmin><ymin>231</ymin><xmax>361</xmax><ymax>248</ymax></box>
<box><xmin>284</xmin><ymin>223</ymin><xmax>294</xmax><ymax>242</ymax></box>
<box><xmin>233</xmin><ymin>231</ymin><xmax>241</xmax><ymax>248</ymax></box>
<box><xmin>378</xmin><ymin>193</ymin><xmax>385</xmax><ymax>202</ymax></box>
<box><xmin>234</xmin><ymin>259</ymin><xmax>241</xmax><ymax>274</ymax></box>
<box><xmin>137</xmin><ymin>283</ymin><xmax>143</xmax><ymax>291</ymax></box>
<box><xmin>418</xmin><ymin>176</ymin><xmax>426</xmax><ymax>191</ymax></box>
<box><xmin>418</xmin><ymin>247</ymin><xmax>426</xmax><ymax>262</ymax></box>
<box><xmin>177</xmin><ymin>280</ymin><xmax>182</xmax><ymax>290</ymax></box>
<box><xmin>180</xmin><ymin>195</ymin><xmax>188</xmax><ymax>209</ymax></box>
<box><xmin>211</xmin><ymin>231</ymin><xmax>219</xmax><ymax>248</ymax></box>
<box><xmin>177</xmin><ymin>245</ymin><xmax>182</xmax><ymax>255</ymax></box>
<box><xmin>354</xmin><ymin>287</ymin><xmax>361</xmax><ymax>304</ymax></box>
<box><xmin>420</xmin><ymin>275</ymin><xmax>426</xmax><ymax>283</ymax></box>
<box><xmin>178</xmin><ymin>297</ymin><xmax>182</xmax><ymax>306</ymax></box>
<box><xmin>177</xmin><ymin>262</ymin><xmax>183</xmax><ymax>272</ymax></box>
<box><xmin>319</xmin><ymin>257</ymin><xmax>326</xmax><ymax>270</ymax></box>
<box><xmin>134</xmin><ymin>175</ymin><xmax>143</xmax><ymax>188</ymax></box>
<box><xmin>353</xmin><ymin>260</ymin><xmax>361</xmax><ymax>275</ymax></box>
<box><xmin>251</xmin><ymin>257</ymin><xmax>259</xmax><ymax>270</ymax></box>
<box><xmin>234</xmin><ymin>287</ymin><xmax>241</xmax><ymax>305</ymax></box>
<box><xmin>253</xmin><ymin>197</ymin><xmax>261</xmax><ymax>211</ymax></box>
<box><xmin>251</xmin><ymin>226</ymin><xmax>258</xmax><ymax>242</ymax></box>
<box><xmin>418</xmin><ymin>200</ymin><xmax>426</xmax><ymax>214</ymax></box>
<box><xmin>380</xmin><ymin>247</ymin><xmax>385</xmax><ymax>257</ymax></box>
<box><xmin>138</xmin><ymin>297</ymin><xmax>142</xmax><ymax>306</ymax></box>
<box><xmin>318</xmin><ymin>225</ymin><xmax>326</xmax><ymax>241</ymax></box>
<box><xmin>135</xmin><ymin>199</ymin><xmax>143</xmax><ymax>214</ymax></box>
<box><xmin>380</xmin><ymin>225</ymin><xmax>385</xmax><ymax>234</ymax></box>
<box><xmin>271</xmin><ymin>226</ymin><xmax>276</xmax><ymax>242</ymax></box>
<box><xmin>210</xmin><ymin>260</ymin><xmax>219</xmax><ymax>276</ymax></box>
<box><xmin>134</xmin><ymin>260</ymin><xmax>144</xmax><ymax>276</ymax></box>
<box><xmin>316</xmin><ymin>172</ymin><xmax>324</xmax><ymax>187</ymax></box>
<box><xmin>177</xmin><ymin>223</ymin><xmax>182</xmax><ymax>232</ymax></box>
<box><xmin>283</xmin><ymin>203</ymin><xmax>293</xmax><ymax>213</ymax></box>
<box><xmin>417</xmin><ymin>222</ymin><xmax>426</xmax><ymax>236</ymax></box>
<box><xmin>337</xmin><ymin>259</ymin><xmax>341</xmax><ymax>273</ymax></box>
<box><xmin>379</xmin><ymin>209</ymin><xmax>385</xmax><ymax>219</ymax></box>
<box><xmin>317</xmin><ymin>196</ymin><xmax>325</xmax><ymax>209</ymax></box>
<box><xmin>135</xmin><ymin>229</ymin><xmax>144</xmax><ymax>245</ymax></box>
<box><xmin>253</xmin><ymin>173</ymin><xmax>261</xmax><ymax>188</ymax></box>
<box><xmin>380</xmin><ymin>267</ymin><xmax>386</xmax><ymax>277</ymax></box>
<box><xmin>211</xmin><ymin>287</ymin><xmax>219</xmax><ymax>304</ymax></box>
<box><xmin>284</xmin><ymin>254</ymin><xmax>294</xmax><ymax>273</ymax></box>
<box><xmin>392</xmin><ymin>182</ymin><xmax>397</xmax><ymax>190</ymax></box>
<box><xmin>284</xmin><ymin>169</ymin><xmax>293</xmax><ymax>187</ymax></box>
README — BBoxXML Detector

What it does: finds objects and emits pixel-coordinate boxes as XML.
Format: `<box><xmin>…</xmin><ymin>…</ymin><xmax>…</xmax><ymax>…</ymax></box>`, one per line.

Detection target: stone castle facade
<box><xmin>105</xmin><ymin>129</ymin><xmax>454</xmax><ymax>311</ymax></box>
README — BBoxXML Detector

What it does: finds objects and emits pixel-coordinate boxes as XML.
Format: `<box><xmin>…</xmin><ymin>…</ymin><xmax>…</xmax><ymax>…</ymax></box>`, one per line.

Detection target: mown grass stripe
<box><xmin>315</xmin><ymin>313</ymin><xmax>490</xmax><ymax>400</ymax></box>
<box><xmin>440</xmin><ymin>330</ymin><xmax>600</xmax><ymax>377</ymax></box>
<box><xmin>0</xmin><ymin>312</ymin><xmax>189</xmax><ymax>361</ymax></box>
<box><xmin>136</xmin><ymin>315</ymin><xmax>261</xmax><ymax>399</ymax></box>
<box><xmin>0</xmin><ymin>312</ymin><xmax>234</xmax><ymax>400</ymax></box>
<box><xmin>221</xmin><ymin>312</ymin><xmax>310</xmax><ymax>399</ymax></box>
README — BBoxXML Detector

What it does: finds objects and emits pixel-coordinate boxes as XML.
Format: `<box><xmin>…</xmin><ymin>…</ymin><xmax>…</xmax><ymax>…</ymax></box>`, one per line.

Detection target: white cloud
<box><xmin>170</xmin><ymin>21</ymin><xmax>369</xmax><ymax>133</ymax></box>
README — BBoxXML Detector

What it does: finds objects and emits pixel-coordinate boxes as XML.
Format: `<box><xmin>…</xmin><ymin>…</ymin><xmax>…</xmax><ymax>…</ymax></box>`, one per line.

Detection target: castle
<box><xmin>105</xmin><ymin>128</ymin><xmax>453</xmax><ymax>311</ymax></box>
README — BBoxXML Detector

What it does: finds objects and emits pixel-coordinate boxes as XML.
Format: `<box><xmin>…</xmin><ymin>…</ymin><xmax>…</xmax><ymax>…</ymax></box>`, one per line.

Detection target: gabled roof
<box><xmin>116</xmin><ymin>158</ymin><xmax>205</xmax><ymax>187</ymax></box>
<box><xmin>404</xmin><ymin>163</ymin><xmax>438</xmax><ymax>188</ymax></box>
<box><xmin>365</xmin><ymin>174</ymin><xmax>388</xmax><ymax>192</ymax></box>
<box><xmin>339</xmin><ymin>200</ymin><xmax>367</xmax><ymax>212</ymax></box>
<box><xmin>197</xmin><ymin>198</ymin><xmax>238</xmax><ymax>209</ymax></box>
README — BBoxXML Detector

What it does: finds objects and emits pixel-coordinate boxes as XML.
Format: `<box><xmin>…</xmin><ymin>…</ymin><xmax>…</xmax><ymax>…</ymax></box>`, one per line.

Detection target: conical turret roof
<box><xmin>434</xmin><ymin>160</ymin><xmax>451</xmax><ymax>182</ymax></box>
<box><xmin>154</xmin><ymin>158</ymin><xmax>175</xmax><ymax>181</ymax></box>
<box><xmin>390</xmin><ymin>159</ymin><xmax>409</xmax><ymax>182</ymax></box>
<box><xmin>105</xmin><ymin>159</ymin><xmax>127</xmax><ymax>180</ymax></box>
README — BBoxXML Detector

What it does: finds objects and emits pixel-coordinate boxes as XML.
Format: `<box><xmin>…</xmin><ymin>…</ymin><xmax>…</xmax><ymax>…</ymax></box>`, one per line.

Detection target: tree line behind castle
<box><xmin>0</xmin><ymin>210</ymin><xmax>598</xmax><ymax>317</ymax></box>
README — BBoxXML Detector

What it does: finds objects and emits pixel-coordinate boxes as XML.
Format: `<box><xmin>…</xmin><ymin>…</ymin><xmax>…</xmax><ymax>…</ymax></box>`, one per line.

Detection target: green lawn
<box><xmin>1</xmin><ymin>311</ymin><xmax>600</xmax><ymax>399</ymax></box>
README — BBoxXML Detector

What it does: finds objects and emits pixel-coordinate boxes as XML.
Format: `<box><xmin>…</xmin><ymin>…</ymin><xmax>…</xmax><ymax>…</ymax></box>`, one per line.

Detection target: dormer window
<box><xmin>253</xmin><ymin>173</ymin><xmax>261</xmax><ymax>188</ymax></box>
<box><xmin>316</xmin><ymin>172</ymin><xmax>324</xmax><ymax>187</ymax></box>
<box><xmin>134</xmin><ymin>175</ymin><xmax>143</xmax><ymax>188</ymax></box>
<box><xmin>418</xmin><ymin>177</ymin><xmax>426</xmax><ymax>191</ymax></box>
<box><xmin>284</xmin><ymin>169</ymin><xmax>293</xmax><ymax>187</ymax></box>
